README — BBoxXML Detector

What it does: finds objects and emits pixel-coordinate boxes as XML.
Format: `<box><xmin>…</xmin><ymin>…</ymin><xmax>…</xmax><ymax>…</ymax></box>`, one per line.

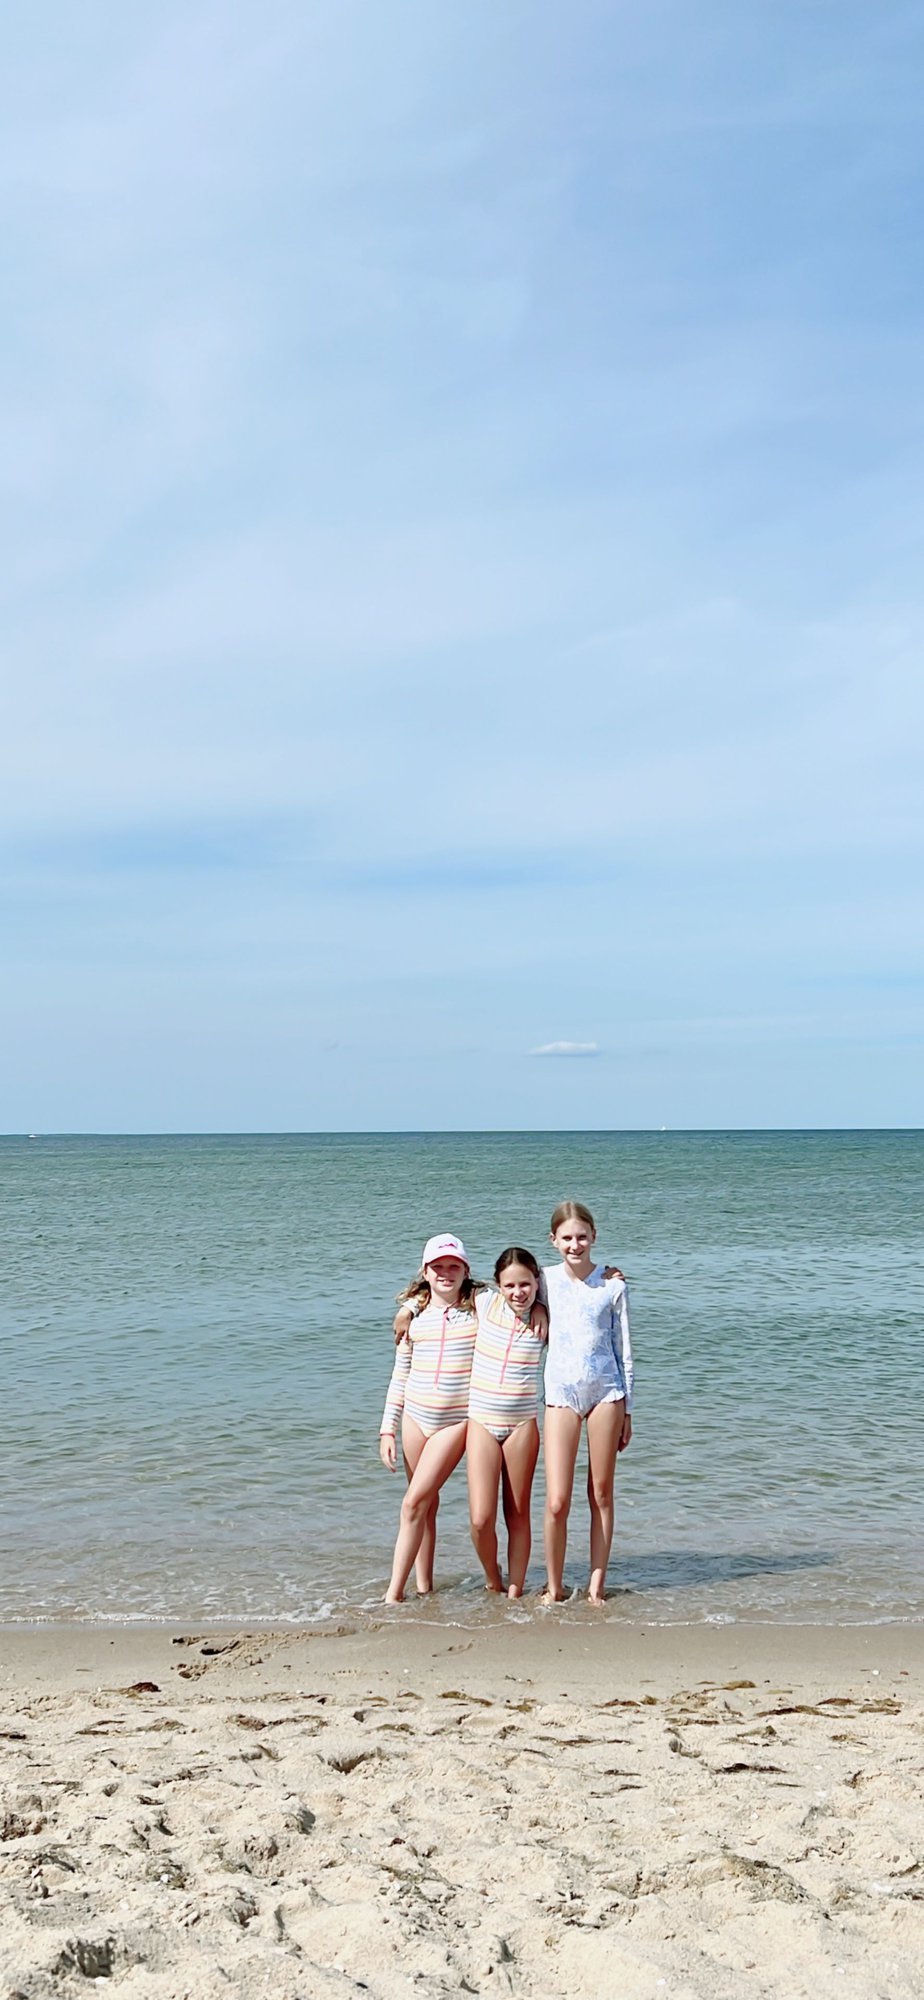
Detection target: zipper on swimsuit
<box><xmin>434</xmin><ymin>1308</ymin><xmax>449</xmax><ymax>1387</ymax></box>
<box><xmin>498</xmin><ymin>1311</ymin><xmax>528</xmax><ymax>1387</ymax></box>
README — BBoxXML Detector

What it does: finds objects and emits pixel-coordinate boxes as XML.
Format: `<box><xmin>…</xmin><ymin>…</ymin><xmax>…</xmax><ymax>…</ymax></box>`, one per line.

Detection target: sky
<box><xmin>3</xmin><ymin>0</ymin><xmax>923</xmax><ymax>1131</ymax></box>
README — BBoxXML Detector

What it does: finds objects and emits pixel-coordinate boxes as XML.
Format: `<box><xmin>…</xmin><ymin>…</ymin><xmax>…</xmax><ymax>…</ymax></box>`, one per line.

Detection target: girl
<box><xmin>392</xmin><ymin>1246</ymin><xmax>548</xmax><ymax>1597</ymax></box>
<box><xmin>542</xmin><ymin>1200</ymin><xmax>633</xmax><ymax>1606</ymax></box>
<box><xmin>466</xmin><ymin>1248</ymin><xmax>546</xmax><ymax>1598</ymax></box>
<box><xmin>379</xmin><ymin>1234</ymin><xmax>479</xmax><ymax>1604</ymax></box>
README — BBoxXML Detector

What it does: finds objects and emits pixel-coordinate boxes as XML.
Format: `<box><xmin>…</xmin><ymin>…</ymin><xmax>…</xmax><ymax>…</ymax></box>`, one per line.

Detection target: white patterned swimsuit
<box><xmin>543</xmin><ymin>1264</ymin><xmax>633</xmax><ymax>1419</ymax></box>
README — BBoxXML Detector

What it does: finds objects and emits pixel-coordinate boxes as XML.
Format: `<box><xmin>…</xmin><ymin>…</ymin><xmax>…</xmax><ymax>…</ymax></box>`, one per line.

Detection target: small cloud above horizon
<box><xmin>530</xmin><ymin>1041</ymin><xmax>601</xmax><ymax>1058</ymax></box>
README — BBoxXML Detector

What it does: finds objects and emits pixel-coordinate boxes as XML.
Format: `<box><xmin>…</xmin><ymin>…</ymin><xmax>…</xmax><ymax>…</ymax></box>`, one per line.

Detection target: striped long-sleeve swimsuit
<box><xmin>468</xmin><ymin>1288</ymin><xmax>545</xmax><ymax>1441</ymax></box>
<box><xmin>380</xmin><ymin>1301</ymin><xmax>478</xmax><ymax>1438</ymax></box>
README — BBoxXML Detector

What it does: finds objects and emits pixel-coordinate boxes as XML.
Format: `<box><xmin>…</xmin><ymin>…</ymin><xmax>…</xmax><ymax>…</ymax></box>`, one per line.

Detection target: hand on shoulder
<box><xmin>393</xmin><ymin>1304</ymin><xmax>414</xmax><ymax>1344</ymax></box>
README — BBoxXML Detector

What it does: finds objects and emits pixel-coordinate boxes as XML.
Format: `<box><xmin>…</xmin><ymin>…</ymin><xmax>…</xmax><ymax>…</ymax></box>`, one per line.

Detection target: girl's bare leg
<box><xmin>402</xmin><ymin>1422</ymin><xmax>437</xmax><ymax>1594</ymax></box>
<box><xmin>414</xmin><ymin>1500</ymin><xmax>437</xmax><ymax>1595</ymax></box>
<box><xmin>585</xmin><ymin>1400</ymin><xmax>623</xmax><ymax>1603</ymax></box>
<box><xmin>466</xmin><ymin>1423</ymin><xmax>504</xmax><ymax>1590</ymax></box>
<box><xmin>542</xmin><ymin>1407</ymin><xmax>582</xmax><ymax>1602</ymax></box>
<box><xmin>499</xmin><ymin>1419</ymin><xmax>540</xmax><ymax>1596</ymax></box>
<box><xmin>386</xmin><ymin>1420</ymin><xmax>468</xmax><ymax>1603</ymax></box>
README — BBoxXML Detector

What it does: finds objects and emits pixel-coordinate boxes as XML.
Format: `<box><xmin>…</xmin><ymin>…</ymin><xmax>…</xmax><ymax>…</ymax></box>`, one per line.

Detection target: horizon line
<box><xmin>3</xmin><ymin>1126</ymin><xmax>921</xmax><ymax>1140</ymax></box>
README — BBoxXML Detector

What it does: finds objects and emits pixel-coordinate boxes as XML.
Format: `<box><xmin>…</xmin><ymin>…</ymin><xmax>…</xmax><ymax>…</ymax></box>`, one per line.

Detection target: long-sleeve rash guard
<box><xmin>542</xmin><ymin>1264</ymin><xmax>633</xmax><ymax>1418</ymax></box>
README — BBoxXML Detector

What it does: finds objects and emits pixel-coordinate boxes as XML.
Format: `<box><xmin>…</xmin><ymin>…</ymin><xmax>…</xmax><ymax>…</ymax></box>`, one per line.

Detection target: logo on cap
<box><xmin>421</xmin><ymin>1233</ymin><xmax>469</xmax><ymax>1268</ymax></box>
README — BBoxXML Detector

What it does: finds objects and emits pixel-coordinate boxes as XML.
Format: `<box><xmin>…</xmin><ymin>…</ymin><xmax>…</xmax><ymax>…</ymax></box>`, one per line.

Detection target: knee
<box><xmin>401</xmin><ymin>1493</ymin><xmax>430</xmax><ymax>1529</ymax></box>
<box><xmin>469</xmin><ymin>1508</ymin><xmax>495</xmax><ymax>1540</ymax></box>
<box><xmin>546</xmin><ymin>1490</ymin><xmax>571</xmax><ymax>1524</ymax></box>
<box><xmin>588</xmin><ymin>1481</ymin><xmax>613</xmax><ymax>1514</ymax></box>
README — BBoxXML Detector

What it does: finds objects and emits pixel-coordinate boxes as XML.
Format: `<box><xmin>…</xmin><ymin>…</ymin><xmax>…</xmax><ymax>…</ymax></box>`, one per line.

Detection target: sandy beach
<box><xmin>0</xmin><ymin>1617</ymin><xmax>921</xmax><ymax>1999</ymax></box>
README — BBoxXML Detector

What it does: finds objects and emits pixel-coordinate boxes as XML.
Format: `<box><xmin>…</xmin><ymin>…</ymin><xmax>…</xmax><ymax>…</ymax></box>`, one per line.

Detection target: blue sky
<box><xmin>3</xmin><ymin>1</ymin><xmax>923</xmax><ymax>1130</ymax></box>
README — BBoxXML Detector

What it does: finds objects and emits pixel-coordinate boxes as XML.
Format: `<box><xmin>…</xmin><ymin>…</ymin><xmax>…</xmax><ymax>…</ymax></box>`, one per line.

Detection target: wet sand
<box><xmin>1</xmin><ymin>1618</ymin><xmax>922</xmax><ymax>1997</ymax></box>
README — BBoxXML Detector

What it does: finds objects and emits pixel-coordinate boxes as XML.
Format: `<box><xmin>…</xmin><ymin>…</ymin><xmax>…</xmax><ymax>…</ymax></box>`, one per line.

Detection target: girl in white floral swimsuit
<box><xmin>542</xmin><ymin>1200</ymin><xmax>633</xmax><ymax>1606</ymax></box>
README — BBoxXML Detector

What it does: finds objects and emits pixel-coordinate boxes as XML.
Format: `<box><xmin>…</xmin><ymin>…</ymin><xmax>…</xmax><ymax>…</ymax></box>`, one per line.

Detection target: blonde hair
<box><xmin>396</xmin><ymin>1272</ymin><xmax>483</xmax><ymax>1316</ymax></box>
<box><xmin>549</xmin><ymin>1200</ymin><xmax>596</xmax><ymax>1236</ymax></box>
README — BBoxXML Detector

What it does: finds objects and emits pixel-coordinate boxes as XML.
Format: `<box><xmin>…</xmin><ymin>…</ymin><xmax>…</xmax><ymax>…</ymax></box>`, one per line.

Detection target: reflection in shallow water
<box><xmin>618</xmin><ymin>1547</ymin><xmax>835</xmax><ymax>1593</ymax></box>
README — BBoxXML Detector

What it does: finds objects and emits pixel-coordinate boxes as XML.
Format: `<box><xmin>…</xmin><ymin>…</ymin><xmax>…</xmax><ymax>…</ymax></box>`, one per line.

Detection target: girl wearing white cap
<box><xmin>379</xmin><ymin>1235</ymin><xmax>479</xmax><ymax>1604</ymax></box>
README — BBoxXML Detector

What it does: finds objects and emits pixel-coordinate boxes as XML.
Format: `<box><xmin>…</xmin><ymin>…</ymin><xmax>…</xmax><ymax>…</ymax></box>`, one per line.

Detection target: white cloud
<box><xmin>530</xmin><ymin>1042</ymin><xmax>601</xmax><ymax>1058</ymax></box>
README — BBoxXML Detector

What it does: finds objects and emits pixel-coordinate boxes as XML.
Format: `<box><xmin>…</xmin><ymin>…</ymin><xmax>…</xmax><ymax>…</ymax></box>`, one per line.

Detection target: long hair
<box><xmin>396</xmin><ymin>1271</ymin><xmax>484</xmax><ymax>1316</ymax></box>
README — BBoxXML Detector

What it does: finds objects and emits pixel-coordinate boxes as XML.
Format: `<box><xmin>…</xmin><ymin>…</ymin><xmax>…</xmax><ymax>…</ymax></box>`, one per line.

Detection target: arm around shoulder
<box><xmin>393</xmin><ymin>1303</ymin><xmax>414</xmax><ymax>1344</ymax></box>
<box><xmin>529</xmin><ymin>1300</ymin><xmax>549</xmax><ymax>1341</ymax></box>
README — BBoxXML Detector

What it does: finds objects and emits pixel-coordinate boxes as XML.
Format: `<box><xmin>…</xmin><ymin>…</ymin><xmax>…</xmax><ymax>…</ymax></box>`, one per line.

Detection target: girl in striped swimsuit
<box><xmin>380</xmin><ymin>1234</ymin><xmax>479</xmax><ymax>1604</ymax></box>
<box><xmin>391</xmin><ymin>1246</ymin><xmax>548</xmax><ymax>1598</ymax></box>
<box><xmin>466</xmin><ymin>1247</ymin><xmax>546</xmax><ymax>1598</ymax></box>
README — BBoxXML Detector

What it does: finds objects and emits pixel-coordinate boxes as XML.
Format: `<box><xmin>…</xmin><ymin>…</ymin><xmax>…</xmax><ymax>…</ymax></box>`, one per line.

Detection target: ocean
<box><xmin>2</xmin><ymin>1130</ymin><xmax>921</xmax><ymax>1627</ymax></box>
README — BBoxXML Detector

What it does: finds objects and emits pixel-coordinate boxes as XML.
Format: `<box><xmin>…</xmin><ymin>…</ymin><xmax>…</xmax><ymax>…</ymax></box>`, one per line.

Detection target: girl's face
<box><xmin>552</xmin><ymin>1217</ymin><xmax>596</xmax><ymax>1272</ymax></box>
<box><xmin>425</xmin><ymin>1256</ymin><xmax>467</xmax><ymax>1303</ymax></box>
<box><xmin>497</xmin><ymin>1262</ymin><xmax>538</xmax><ymax>1314</ymax></box>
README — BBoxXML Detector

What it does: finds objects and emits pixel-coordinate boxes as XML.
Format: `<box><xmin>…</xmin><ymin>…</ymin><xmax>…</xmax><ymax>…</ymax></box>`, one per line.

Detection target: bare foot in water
<box><xmin>540</xmin><ymin>1586</ymin><xmax>569</xmax><ymax>1605</ymax></box>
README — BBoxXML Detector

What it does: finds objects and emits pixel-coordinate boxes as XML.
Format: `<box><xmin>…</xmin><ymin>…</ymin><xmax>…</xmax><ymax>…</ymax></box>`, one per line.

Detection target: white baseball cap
<box><xmin>421</xmin><ymin>1234</ymin><xmax>469</xmax><ymax>1269</ymax></box>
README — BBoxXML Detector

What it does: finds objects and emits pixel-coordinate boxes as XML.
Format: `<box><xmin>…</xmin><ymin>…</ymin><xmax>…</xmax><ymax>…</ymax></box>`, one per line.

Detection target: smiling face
<box><xmin>424</xmin><ymin>1256</ymin><xmax>467</xmax><ymax>1304</ymax></box>
<box><xmin>551</xmin><ymin>1216</ymin><xmax>596</xmax><ymax>1276</ymax></box>
<box><xmin>497</xmin><ymin>1261</ymin><xmax>539</xmax><ymax>1315</ymax></box>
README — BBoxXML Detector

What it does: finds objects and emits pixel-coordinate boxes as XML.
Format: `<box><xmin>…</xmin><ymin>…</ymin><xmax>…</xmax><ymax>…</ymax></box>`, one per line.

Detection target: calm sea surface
<box><xmin>1</xmin><ymin>1131</ymin><xmax>921</xmax><ymax>1627</ymax></box>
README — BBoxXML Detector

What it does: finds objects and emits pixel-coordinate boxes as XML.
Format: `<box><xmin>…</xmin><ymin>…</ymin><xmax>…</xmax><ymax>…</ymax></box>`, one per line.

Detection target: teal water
<box><xmin>1</xmin><ymin>1132</ymin><xmax>922</xmax><ymax>1626</ymax></box>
